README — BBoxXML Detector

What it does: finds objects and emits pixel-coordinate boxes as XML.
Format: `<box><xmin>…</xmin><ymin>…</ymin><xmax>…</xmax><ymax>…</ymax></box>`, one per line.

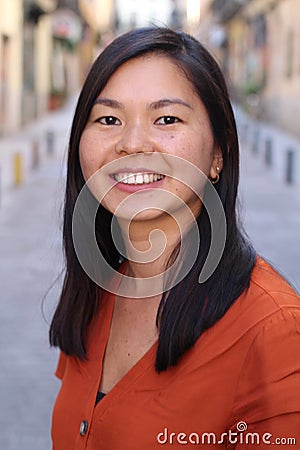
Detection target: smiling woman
<box><xmin>79</xmin><ymin>55</ymin><xmax>219</xmax><ymax>220</ymax></box>
<box><xmin>50</xmin><ymin>27</ymin><xmax>300</xmax><ymax>450</ymax></box>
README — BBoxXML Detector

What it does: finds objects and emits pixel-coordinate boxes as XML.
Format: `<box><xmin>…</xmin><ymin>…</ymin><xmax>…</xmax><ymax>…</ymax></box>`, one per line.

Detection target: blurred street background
<box><xmin>0</xmin><ymin>0</ymin><xmax>299</xmax><ymax>449</ymax></box>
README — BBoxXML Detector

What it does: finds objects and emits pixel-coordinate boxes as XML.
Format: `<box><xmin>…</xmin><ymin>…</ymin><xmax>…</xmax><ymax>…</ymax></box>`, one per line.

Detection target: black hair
<box><xmin>49</xmin><ymin>27</ymin><xmax>256</xmax><ymax>371</ymax></box>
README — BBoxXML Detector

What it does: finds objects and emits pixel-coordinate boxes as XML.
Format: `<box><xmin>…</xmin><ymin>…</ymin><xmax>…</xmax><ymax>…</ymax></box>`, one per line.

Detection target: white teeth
<box><xmin>127</xmin><ymin>174</ymin><xmax>135</xmax><ymax>184</ymax></box>
<box><xmin>113</xmin><ymin>172</ymin><xmax>165</xmax><ymax>185</ymax></box>
<box><xmin>135</xmin><ymin>174</ymin><xmax>144</xmax><ymax>184</ymax></box>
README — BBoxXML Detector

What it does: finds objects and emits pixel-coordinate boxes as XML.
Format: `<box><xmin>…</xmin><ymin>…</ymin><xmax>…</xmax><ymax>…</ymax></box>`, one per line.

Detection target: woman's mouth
<box><xmin>112</xmin><ymin>172</ymin><xmax>165</xmax><ymax>185</ymax></box>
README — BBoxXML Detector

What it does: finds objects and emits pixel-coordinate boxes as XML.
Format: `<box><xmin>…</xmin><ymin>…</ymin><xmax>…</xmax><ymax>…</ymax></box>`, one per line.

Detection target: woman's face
<box><xmin>79</xmin><ymin>54</ymin><xmax>222</xmax><ymax>221</ymax></box>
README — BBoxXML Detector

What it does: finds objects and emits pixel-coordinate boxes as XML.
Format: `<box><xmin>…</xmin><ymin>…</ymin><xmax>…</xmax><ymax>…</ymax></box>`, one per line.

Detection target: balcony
<box><xmin>24</xmin><ymin>0</ymin><xmax>58</xmax><ymax>23</ymax></box>
<box><xmin>211</xmin><ymin>0</ymin><xmax>249</xmax><ymax>22</ymax></box>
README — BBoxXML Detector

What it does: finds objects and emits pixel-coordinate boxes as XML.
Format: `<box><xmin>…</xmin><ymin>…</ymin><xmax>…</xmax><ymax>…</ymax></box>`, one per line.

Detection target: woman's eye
<box><xmin>155</xmin><ymin>116</ymin><xmax>181</xmax><ymax>125</ymax></box>
<box><xmin>97</xmin><ymin>116</ymin><xmax>121</xmax><ymax>125</ymax></box>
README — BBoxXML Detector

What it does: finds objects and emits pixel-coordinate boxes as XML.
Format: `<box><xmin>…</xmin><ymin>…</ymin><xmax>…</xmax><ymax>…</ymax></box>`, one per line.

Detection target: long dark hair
<box><xmin>49</xmin><ymin>27</ymin><xmax>256</xmax><ymax>371</ymax></box>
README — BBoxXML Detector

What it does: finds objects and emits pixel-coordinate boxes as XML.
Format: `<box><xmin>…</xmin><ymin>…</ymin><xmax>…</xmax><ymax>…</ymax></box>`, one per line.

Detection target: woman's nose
<box><xmin>115</xmin><ymin>123</ymin><xmax>155</xmax><ymax>154</ymax></box>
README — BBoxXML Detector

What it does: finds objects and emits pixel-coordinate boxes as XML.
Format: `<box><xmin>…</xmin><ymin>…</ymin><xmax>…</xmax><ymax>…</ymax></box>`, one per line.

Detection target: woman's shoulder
<box><xmin>192</xmin><ymin>257</ymin><xmax>300</xmax><ymax>360</ymax></box>
<box><xmin>227</xmin><ymin>259</ymin><xmax>300</xmax><ymax>426</ymax></box>
<box><xmin>228</xmin><ymin>256</ymin><xmax>300</xmax><ymax>335</ymax></box>
<box><xmin>244</xmin><ymin>256</ymin><xmax>300</xmax><ymax>312</ymax></box>
<box><xmin>250</xmin><ymin>256</ymin><xmax>299</xmax><ymax>299</ymax></box>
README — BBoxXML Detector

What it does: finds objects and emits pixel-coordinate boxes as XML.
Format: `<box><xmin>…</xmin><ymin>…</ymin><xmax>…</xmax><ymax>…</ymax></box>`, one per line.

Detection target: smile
<box><xmin>112</xmin><ymin>172</ymin><xmax>165</xmax><ymax>185</ymax></box>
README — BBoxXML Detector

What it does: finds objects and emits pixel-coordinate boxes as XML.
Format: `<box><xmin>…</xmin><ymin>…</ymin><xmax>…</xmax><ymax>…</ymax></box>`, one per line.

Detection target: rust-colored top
<box><xmin>52</xmin><ymin>258</ymin><xmax>300</xmax><ymax>449</ymax></box>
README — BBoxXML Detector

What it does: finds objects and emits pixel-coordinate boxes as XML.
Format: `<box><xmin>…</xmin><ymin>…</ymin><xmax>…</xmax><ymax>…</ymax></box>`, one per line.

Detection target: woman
<box><xmin>50</xmin><ymin>27</ymin><xmax>300</xmax><ymax>449</ymax></box>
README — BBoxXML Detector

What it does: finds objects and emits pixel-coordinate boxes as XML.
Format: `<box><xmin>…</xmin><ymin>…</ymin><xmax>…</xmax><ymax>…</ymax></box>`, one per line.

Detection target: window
<box><xmin>286</xmin><ymin>28</ymin><xmax>294</xmax><ymax>78</ymax></box>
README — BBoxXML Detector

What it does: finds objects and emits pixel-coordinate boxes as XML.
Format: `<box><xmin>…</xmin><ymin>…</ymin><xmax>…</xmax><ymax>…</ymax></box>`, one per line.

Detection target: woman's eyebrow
<box><xmin>92</xmin><ymin>97</ymin><xmax>193</xmax><ymax>110</ymax></box>
<box><xmin>93</xmin><ymin>98</ymin><xmax>125</xmax><ymax>109</ymax></box>
<box><xmin>148</xmin><ymin>98</ymin><xmax>193</xmax><ymax>110</ymax></box>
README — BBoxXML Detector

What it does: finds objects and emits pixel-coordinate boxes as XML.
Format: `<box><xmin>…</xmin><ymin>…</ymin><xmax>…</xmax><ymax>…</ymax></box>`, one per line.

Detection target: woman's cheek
<box><xmin>79</xmin><ymin>132</ymin><xmax>102</xmax><ymax>180</ymax></box>
<box><xmin>182</xmin><ymin>132</ymin><xmax>214</xmax><ymax>174</ymax></box>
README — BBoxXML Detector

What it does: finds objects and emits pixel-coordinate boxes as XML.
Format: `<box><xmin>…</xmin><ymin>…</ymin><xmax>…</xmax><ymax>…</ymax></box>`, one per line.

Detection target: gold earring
<box><xmin>210</xmin><ymin>165</ymin><xmax>221</xmax><ymax>184</ymax></box>
<box><xmin>210</xmin><ymin>173</ymin><xmax>220</xmax><ymax>184</ymax></box>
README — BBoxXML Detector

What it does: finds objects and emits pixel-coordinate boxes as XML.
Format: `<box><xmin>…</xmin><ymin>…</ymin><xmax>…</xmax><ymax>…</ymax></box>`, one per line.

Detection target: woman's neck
<box><xmin>118</xmin><ymin>213</ymin><xmax>182</xmax><ymax>280</ymax></box>
<box><xmin>114</xmin><ymin>199</ymin><xmax>201</xmax><ymax>299</ymax></box>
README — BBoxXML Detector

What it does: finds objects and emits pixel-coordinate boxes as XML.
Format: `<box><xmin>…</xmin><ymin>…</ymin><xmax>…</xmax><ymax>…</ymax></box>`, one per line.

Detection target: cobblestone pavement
<box><xmin>0</xmin><ymin>102</ymin><xmax>299</xmax><ymax>450</ymax></box>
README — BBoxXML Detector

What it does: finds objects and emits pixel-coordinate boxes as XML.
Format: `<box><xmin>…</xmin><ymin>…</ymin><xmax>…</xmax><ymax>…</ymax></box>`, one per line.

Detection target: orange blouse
<box><xmin>51</xmin><ymin>258</ymin><xmax>300</xmax><ymax>449</ymax></box>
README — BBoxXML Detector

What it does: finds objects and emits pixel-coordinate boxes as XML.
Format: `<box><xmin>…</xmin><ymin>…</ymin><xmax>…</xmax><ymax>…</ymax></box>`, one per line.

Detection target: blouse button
<box><xmin>80</xmin><ymin>420</ymin><xmax>89</xmax><ymax>436</ymax></box>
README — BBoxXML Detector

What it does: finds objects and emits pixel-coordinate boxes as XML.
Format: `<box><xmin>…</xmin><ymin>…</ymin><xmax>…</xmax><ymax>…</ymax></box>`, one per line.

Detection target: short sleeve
<box><xmin>228</xmin><ymin>308</ymin><xmax>300</xmax><ymax>448</ymax></box>
<box><xmin>55</xmin><ymin>351</ymin><xmax>68</xmax><ymax>380</ymax></box>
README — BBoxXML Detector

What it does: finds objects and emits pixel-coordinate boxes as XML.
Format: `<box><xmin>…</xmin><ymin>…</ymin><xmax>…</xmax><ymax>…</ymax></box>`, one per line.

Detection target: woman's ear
<box><xmin>209</xmin><ymin>147</ymin><xmax>223</xmax><ymax>180</ymax></box>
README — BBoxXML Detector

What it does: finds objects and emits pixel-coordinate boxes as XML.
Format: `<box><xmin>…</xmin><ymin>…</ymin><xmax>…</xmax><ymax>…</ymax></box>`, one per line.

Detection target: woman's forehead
<box><xmin>96</xmin><ymin>54</ymin><xmax>197</xmax><ymax>103</ymax></box>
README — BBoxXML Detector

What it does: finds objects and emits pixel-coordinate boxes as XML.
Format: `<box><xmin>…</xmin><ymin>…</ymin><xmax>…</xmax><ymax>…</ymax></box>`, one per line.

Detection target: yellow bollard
<box><xmin>14</xmin><ymin>153</ymin><xmax>23</xmax><ymax>186</ymax></box>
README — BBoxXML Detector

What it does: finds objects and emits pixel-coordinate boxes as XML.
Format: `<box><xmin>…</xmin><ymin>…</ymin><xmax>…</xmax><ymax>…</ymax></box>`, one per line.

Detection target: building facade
<box><xmin>23</xmin><ymin>0</ymin><xmax>83</xmax><ymax>121</ymax></box>
<box><xmin>0</xmin><ymin>0</ymin><xmax>23</xmax><ymax>134</ymax></box>
<box><xmin>23</xmin><ymin>0</ymin><xmax>59</xmax><ymax>122</ymax></box>
<box><xmin>263</xmin><ymin>0</ymin><xmax>300</xmax><ymax>136</ymax></box>
<box><xmin>114</xmin><ymin>0</ymin><xmax>185</xmax><ymax>34</ymax></box>
<box><xmin>198</xmin><ymin>0</ymin><xmax>300</xmax><ymax>138</ymax></box>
